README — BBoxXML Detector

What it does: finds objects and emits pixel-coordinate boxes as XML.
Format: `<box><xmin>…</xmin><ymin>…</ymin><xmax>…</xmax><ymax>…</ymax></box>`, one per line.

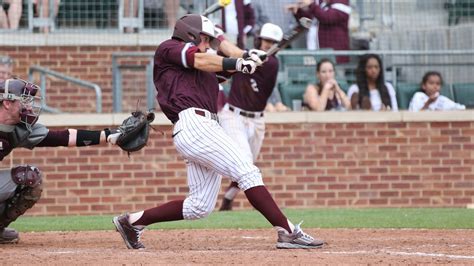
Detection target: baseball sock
<box><xmin>131</xmin><ymin>200</ymin><xmax>184</xmax><ymax>226</ymax></box>
<box><xmin>244</xmin><ymin>185</ymin><xmax>292</xmax><ymax>233</ymax></box>
<box><xmin>224</xmin><ymin>182</ymin><xmax>240</xmax><ymax>200</ymax></box>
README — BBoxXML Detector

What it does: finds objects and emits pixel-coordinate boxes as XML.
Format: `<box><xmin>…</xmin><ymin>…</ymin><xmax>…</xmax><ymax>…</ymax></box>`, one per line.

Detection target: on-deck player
<box><xmin>218</xmin><ymin>23</ymin><xmax>284</xmax><ymax>211</ymax></box>
<box><xmin>112</xmin><ymin>14</ymin><xmax>324</xmax><ymax>250</ymax></box>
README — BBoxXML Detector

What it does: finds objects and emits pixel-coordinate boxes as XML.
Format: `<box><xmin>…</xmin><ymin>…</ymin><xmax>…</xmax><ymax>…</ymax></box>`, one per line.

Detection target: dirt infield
<box><xmin>2</xmin><ymin>229</ymin><xmax>474</xmax><ymax>264</ymax></box>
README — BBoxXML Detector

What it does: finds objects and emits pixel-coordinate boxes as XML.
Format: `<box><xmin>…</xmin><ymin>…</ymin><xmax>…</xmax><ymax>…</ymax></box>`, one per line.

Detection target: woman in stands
<box><xmin>409</xmin><ymin>71</ymin><xmax>465</xmax><ymax>111</ymax></box>
<box><xmin>348</xmin><ymin>54</ymin><xmax>398</xmax><ymax>111</ymax></box>
<box><xmin>303</xmin><ymin>58</ymin><xmax>351</xmax><ymax>111</ymax></box>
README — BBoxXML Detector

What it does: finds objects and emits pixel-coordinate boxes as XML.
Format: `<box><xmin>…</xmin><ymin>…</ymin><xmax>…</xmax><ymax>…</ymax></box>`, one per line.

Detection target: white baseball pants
<box><xmin>172</xmin><ymin>108</ymin><xmax>264</xmax><ymax>220</ymax></box>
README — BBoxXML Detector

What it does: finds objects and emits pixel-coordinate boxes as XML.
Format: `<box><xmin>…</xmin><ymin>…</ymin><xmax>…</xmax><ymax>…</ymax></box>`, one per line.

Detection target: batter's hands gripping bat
<box><xmin>266</xmin><ymin>17</ymin><xmax>312</xmax><ymax>57</ymax></box>
<box><xmin>202</xmin><ymin>0</ymin><xmax>232</xmax><ymax>17</ymax></box>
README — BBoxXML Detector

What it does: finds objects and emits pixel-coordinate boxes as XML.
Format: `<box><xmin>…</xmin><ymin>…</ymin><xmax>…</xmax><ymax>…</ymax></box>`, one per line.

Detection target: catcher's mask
<box><xmin>0</xmin><ymin>78</ymin><xmax>42</xmax><ymax>131</ymax></box>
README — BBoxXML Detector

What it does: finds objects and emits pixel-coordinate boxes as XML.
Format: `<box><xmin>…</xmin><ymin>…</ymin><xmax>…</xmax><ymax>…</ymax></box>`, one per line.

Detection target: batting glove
<box><xmin>236</xmin><ymin>58</ymin><xmax>257</xmax><ymax>74</ymax></box>
<box><xmin>244</xmin><ymin>49</ymin><xmax>267</xmax><ymax>66</ymax></box>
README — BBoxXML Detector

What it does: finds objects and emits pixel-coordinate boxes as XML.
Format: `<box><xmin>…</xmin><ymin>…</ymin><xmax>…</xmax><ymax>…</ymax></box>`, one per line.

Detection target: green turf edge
<box><xmin>10</xmin><ymin>208</ymin><xmax>474</xmax><ymax>232</ymax></box>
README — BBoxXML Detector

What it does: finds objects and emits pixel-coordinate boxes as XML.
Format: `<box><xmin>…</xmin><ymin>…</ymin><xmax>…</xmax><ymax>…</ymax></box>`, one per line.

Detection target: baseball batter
<box><xmin>218</xmin><ymin>23</ymin><xmax>283</xmax><ymax>211</ymax></box>
<box><xmin>113</xmin><ymin>14</ymin><xmax>323</xmax><ymax>250</ymax></box>
<box><xmin>0</xmin><ymin>78</ymin><xmax>123</xmax><ymax>243</ymax></box>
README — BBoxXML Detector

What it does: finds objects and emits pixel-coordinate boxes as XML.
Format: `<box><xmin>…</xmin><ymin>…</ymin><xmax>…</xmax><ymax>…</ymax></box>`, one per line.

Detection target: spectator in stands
<box><xmin>33</xmin><ymin>0</ymin><xmax>61</xmax><ymax>33</ymax></box>
<box><xmin>303</xmin><ymin>58</ymin><xmax>350</xmax><ymax>111</ymax></box>
<box><xmin>0</xmin><ymin>0</ymin><xmax>21</xmax><ymax>30</ymax></box>
<box><xmin>289</xmin><ymin>0</ymin><xmax>351</xmax><ymax>63</ymax></box>
<box><xmin>347</xmin><ymin>54</ymin><xmax>398</xmax><ymax>111</ymax></box>
<box><xmin>409</xmin><ymin>71</ymin><xmax>466</xmax><ymax>111</ymax></box>
<box><xmin>252</xmin><ymin>0</ymin><xmax>298</xmax><ymax>35</ymax></box>
<box><xmin>221</xmin><ymin>0</ymin><xmax>255</xmax><ymax>48</ymax></box>
<box><xmin>265</xmin><ymin>87</ymin><xmax>290</xmax><ymax>112</ymax></box>
<box><xmin>0</xmin><ymin>55</ymin><xmax>13</xmax><ymax>82</ymax></box>
<box><xmin>124</xmin><ymin>0</ymin><xmax>179</xmax><ymax>33</ymax></box>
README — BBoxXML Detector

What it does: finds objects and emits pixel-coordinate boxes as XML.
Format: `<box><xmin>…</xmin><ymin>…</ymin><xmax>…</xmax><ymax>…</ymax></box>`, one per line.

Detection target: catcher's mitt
<box><xmin>106</xmin><ymin>111</ymin><xmax>155</xmax><ymax>154</ymax></box>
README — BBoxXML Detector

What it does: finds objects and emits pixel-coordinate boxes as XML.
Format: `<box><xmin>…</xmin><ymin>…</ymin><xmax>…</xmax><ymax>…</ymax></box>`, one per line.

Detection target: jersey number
<box><xmin>250</xmin><ymin>78</ymin><xmax>259</xmax><ymax>92</ymax></box>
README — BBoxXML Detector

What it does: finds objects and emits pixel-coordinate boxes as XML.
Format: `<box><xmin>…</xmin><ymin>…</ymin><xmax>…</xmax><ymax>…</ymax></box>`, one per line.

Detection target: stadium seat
<box><xmin>440</xmin><ymin>85</ymin><xmax>454</xmax><ymax>100</ymax></box>
<box><xmin>57</xmin><ymin>0</ymin><xmax>118</xmax><ymax>28</ymax></box>
<box><xmin>453</xmin><ymin>83</ymin><xmax>474</xmax><ymax>108</ymax></box>
<box><xmin>396</xmin><ymin>83</ymin><xmax>419</xmax><ymax>110</ymax></box>
<box><xmin>277</xmin><ymin>49</ymin><xmax>336</xmax><ymax>85</ymax></box>
<box><xmin>336</xmin><ymin>78</ymin><xmax>350</xmax><ymax>93</ymax></box>
<box><xmin>445</xmin><ymin>0</ymin><xmax>474</xmax><ymax>25</ymax></box>
<box><xmin>278</xmin><ymin>83</ymin><xmax>306</xmax><ymax>108</ymax></box>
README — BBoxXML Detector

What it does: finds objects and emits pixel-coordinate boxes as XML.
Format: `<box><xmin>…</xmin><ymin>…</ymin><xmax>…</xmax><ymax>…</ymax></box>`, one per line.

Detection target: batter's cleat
<box><xmin>113</xmin><ymin>213</ymin><xmax>145</xmax><ymax>249</ymax></box>
<box><xmin>0</xmin><ymin>227</ymin><xmax>19</xmax><ymax>244</ymax></box>
<box><xmin>219</xmin><ymin>198</ymin><xmax>233</xmax><ymax>211</ymax></box>
<box><xmin>276</xmin><ymin>222</ymin><xmax>324</xmax><ymax>249</ymax></box>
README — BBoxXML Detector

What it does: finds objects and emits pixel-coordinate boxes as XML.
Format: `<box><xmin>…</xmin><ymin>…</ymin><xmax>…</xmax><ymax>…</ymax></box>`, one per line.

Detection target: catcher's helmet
<box><xmin>173</xmin><ymin>14</ymin><xmax>220</xmax><ymax>49</ymax></box>
<box><xmin>254</xmin><ymin>23</ymin><xmax>283</xmax><ymax>49</ymax></box>
<box><xmin>0</xmin><ymin>78</ymin><xmax>42</xmax><ymax>131</ymax></box>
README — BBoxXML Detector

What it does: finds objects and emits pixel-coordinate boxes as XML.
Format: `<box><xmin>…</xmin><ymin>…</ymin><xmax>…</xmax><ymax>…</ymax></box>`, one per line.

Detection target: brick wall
<box><xmin>8</xmin><ymin>115</ymin><xmax>474</xmax><ymax>216</ymax></box>
<box><xmin>1</xmin><ymin>45</ymin><xmax>473</xmax><ymax>215</ymax></box>
<box><xmin>1</xmin><ymin>45</ymin><xmax>156</xmax><ymax>113</ymax></box>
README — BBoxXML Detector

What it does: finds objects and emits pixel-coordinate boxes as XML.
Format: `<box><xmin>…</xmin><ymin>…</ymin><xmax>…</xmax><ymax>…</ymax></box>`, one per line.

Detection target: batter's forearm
<box><xmin>218</xmin><ymin>39</ymin><xmax>245</xmax><ymax>58</ymax></box>
<box><xmin>194</xmin><ymin>53</ymin><xmax>225</xmax><ymax>72</ymax></box>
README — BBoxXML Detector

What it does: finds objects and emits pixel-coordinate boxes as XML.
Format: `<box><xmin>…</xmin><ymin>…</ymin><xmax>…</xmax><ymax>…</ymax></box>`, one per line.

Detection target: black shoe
<box><xmin>0</xmin><ymin>227</ymin><xmax>19</xmax><ymax>244</ymax></box>
<box><xmin>113</xmin><ymin>214</ymin><xmax>145</xmax><ymax>249</ymax></box>
<box><xmin>219</xmin><ymin>198</ymin><xmax>233</xmax><ymax>211</ymax></box>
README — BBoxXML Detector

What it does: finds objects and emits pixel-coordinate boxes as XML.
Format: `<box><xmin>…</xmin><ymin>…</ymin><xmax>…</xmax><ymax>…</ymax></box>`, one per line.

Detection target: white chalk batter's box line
<box><xmin>323</xmin><ymin>250</ymin><xmax>474</xmax><ymax>260</ymax></box>
<box><xmin>42</xmin><ymin>248</ymin><xmax>474</xmax><ymax>260</ymax></box>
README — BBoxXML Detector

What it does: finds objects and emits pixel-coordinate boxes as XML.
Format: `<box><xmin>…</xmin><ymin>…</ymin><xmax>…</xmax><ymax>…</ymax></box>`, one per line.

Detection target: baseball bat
<box><xmin>266</xmin><ymin>17</ymin><xmax>312</xmax><ymax>57</ymax></box>
<box><xmin>202</xmin><ymin>0</ymin><xmax>232</xmax><ymax>17</ymax></box>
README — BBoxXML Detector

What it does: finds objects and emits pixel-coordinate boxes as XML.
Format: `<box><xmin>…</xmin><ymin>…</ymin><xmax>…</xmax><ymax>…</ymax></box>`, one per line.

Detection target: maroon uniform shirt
<box><xmin>296</xmin><ymin>0</ymin><xmax>350</xmax><ymax>63</ymax></box>
<box><xmin>221</xmin><ymin>0</ymin><xmax>255</xmax><ymax>49</ymax></box>
<box><xmin>153</xmin><ymin>39</ymin><xmax>220</xmax><ymax>123</ymax></box>
<box><xmin>227</xmin><ymin>55</ymin><xmax>278</xmax><ymax>112</ymax></box>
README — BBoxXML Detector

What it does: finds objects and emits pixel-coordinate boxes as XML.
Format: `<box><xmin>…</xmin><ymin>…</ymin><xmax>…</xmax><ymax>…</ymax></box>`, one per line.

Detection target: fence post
<box><xmin>112</xmin><ymin>55</ymin><xmax>122</xmax><ymax>112</ymax></box>
<box><xmin>146</xmin><ymin>59</ymin><xmax>155</xmax><ymax>110</ymax></box>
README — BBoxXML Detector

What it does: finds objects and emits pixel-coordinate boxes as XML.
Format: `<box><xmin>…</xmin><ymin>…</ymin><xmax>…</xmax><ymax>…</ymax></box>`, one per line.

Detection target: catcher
<box><xmin>0</xmin><ymin>78</ymin><xmax>153</xmax><ymax>244</ymax></box>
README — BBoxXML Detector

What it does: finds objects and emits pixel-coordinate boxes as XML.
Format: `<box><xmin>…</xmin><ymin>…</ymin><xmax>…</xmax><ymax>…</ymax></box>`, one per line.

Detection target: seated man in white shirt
<box><xmin>409</xmin><ymin>71</ymin><xmax>465</xmax><ymax>111</ymax></box>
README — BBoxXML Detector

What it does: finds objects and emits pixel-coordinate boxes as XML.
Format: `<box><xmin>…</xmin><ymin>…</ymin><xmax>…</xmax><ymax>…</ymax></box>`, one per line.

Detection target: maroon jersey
<box><xmin>154</xmin><ymin>39</ymin><xmax>220</xmax><ymax>123</ymax></box>
<box><xmin>227</xmin><ymin>55</ymin><xmax>278</xmax><ymax>112</ymax></box>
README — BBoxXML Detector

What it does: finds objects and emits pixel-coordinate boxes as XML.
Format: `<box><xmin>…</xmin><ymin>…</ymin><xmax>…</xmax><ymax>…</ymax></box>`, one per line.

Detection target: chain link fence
<box><xmin>0</xmin><ymin>1</ymin><xmax>472</xmax><ymax>46</ymax></box>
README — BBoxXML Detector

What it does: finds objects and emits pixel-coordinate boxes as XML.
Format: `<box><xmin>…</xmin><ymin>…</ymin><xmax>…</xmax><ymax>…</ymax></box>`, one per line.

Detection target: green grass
<box><xmin>11</xmin><ymin>208</ymin><xmax>474</xmax><ymax>232</ymax></box>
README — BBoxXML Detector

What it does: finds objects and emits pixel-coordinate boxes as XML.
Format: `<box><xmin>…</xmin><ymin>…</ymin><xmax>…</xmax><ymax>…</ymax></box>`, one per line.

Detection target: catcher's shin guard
<box><xmin>0</xmin><ymin>165</ymin><xmax>43</xmax><ymax>228</ymax></box>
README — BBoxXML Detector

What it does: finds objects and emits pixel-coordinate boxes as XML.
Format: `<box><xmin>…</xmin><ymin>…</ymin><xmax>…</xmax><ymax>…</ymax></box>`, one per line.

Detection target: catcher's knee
<box><xmin>235</xmin><ymin>169</ymin><xmax>264</xmax><ymax>191</ymax></box>
<box><xmin>11</xmin><ymin>165</ymin><xmax>43</xmax><ymax>188</ymax></box>
<box><xmin>2</xmin><ymin>165</ymin><xmax>44</xmax><ymax>226</ymax></box>
<box><xmin>182</xmin><ymin>198</ymin><xmax>214</xmax><ymax>220</ymax></box>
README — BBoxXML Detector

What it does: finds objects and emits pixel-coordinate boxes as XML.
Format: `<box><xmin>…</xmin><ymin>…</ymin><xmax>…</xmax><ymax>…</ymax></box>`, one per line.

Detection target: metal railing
<box><xmin>28</xmin><ymin>66</ymin><xmax>103</xmax><ymax>113</ymax></box>
<box><xmin>0</xmin><ymin>0</ymin><xmax>466</xmax><ymax>37</ymax></box>
<box><xmin>118</xmin><ymin>0</ymin><xmax>144</xmax><ymax>32</ymax></box>
<box><xmin>111</xmin><ymin>52</ymin><xmax>154</xmax><ymax>112</ymax></box>
<box><xmin>28</xmin><ymin>0</ymin><xmax>56</xmax><ymax>32</ymax></box>
<box><xmin>277</xmin><ymin>49</ymin><xmax>474</xmax><ymax>79</ymax></box>
<box><xmin>111</xmin><ymin>49</ymin><xmax>474</xmax><ymax>112</ymax></box>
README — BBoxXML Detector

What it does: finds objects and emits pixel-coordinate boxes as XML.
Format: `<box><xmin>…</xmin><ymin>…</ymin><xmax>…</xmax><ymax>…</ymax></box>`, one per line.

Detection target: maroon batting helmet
<box><xmin>173</xmin><ymin>14</ymin><xmax>220</xmax><ymax>49</ymax></box>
